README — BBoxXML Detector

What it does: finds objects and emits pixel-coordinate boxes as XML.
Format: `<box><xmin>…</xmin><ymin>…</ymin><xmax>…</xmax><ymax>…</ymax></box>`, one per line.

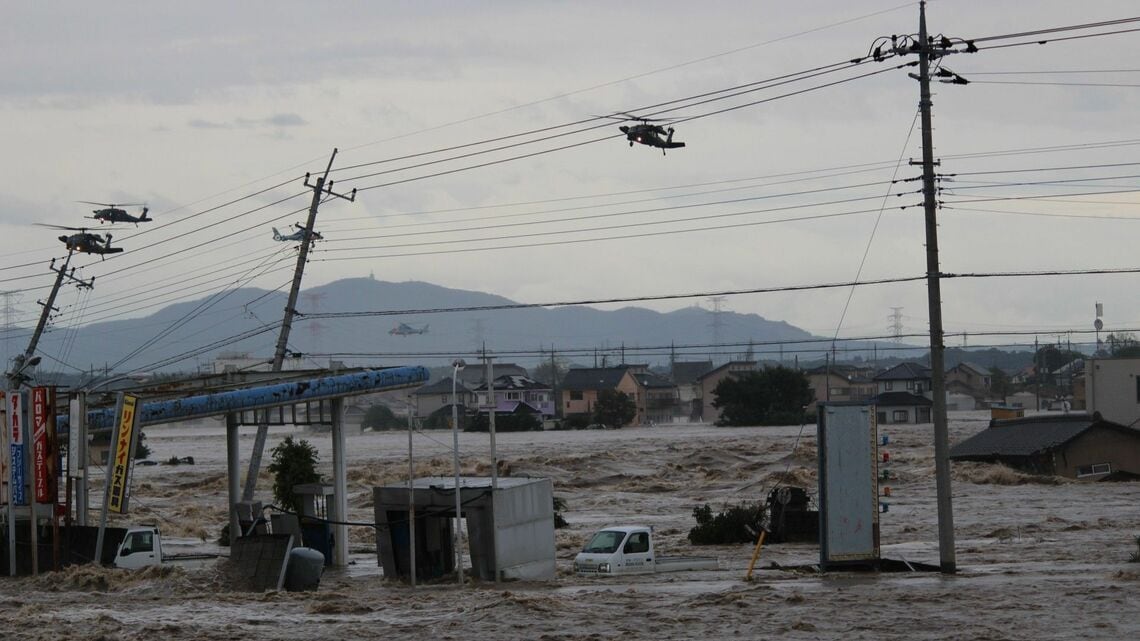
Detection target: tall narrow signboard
<box><xmin>32</xmin><ymin>387</ymin><xmax>54</xmax><ymax>504</ymax></box>
<box><xmin>8</xmin><ymin>391</ymin><xmax>26</xmax><ymax>506</ymax></box>
<box><xmin>108</xmin><ymin>395</ymin><xmax>139</xmax><ymax>514</ymax></box>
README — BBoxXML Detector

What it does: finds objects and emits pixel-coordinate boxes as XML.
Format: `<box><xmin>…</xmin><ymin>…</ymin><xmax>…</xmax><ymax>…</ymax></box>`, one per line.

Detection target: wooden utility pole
<box><xmin>242</xmin><ymin>149</ymin><xmax>356</xmax><ymax>502</ymax></box>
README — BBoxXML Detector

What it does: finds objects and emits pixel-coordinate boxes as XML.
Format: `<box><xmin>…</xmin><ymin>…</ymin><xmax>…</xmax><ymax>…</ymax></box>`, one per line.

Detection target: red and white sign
<box><xmin>32</xmin><ymin>387</ymin><xmax>52</xmax><ymax>503</ymax></box>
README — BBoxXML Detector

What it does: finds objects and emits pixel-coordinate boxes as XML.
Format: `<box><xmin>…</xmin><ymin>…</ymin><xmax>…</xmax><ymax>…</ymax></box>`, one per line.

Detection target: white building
<box><xmin>1086</xmin><ymin>357</ymin><xmax>1140</xmax><ymax>427</ymax></box>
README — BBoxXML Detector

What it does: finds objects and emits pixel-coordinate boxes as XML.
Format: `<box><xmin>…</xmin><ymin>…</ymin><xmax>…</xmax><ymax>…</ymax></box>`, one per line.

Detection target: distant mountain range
<box><xmin>19</xmin><ymin>278</ymin><xmax>826</xmax><ymax>378</ymax></box>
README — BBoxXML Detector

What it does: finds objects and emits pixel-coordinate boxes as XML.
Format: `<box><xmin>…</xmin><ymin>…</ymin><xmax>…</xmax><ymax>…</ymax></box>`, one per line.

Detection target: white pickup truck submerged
<box><xmin>113</xmin><ymin>526</ymin><xmax>218</xmax><ymax>570</ymax></box>
<box><xmin>573</xmin><ymin>525</ymin><xmax>719</xmax><ymax>576</ymax></box>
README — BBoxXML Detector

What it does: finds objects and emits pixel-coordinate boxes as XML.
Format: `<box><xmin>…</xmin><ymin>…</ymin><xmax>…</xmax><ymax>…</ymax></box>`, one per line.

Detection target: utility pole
<box><xmin>887</xmin><ymin>0</ymin><xmax>973</xmax><ymax>574</ymax></box>
<box><xmin>6</xmin><ymin>253</ymin><xmax>92</xmax><ymax>387</ymax></box>
<box><xmin>243</xmin><ymin>149</ymin><xmax>355</xmax><ymax>502</ymax></box>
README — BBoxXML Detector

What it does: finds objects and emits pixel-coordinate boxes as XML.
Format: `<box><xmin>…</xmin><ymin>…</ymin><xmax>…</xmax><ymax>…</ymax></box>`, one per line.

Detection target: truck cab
<box><xmin>574</xmin><ymin>525</ymin><xmax>719</xmax><ymax>576</ymax></box>
<box><xmin>574</xmin><ymin>526</ymin><xmax>653</xmax><ymax>575</ymax></box>
<box><xmin>114</xmin><ymin>526</ymin><xmax>162</xmax><ymax>570</ymax></box>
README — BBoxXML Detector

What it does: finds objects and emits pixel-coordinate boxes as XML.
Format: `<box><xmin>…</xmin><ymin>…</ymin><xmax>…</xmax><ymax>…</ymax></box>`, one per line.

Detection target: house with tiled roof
<box><xmin>626</xmin><ymin>369</ymin><xmax>679</xmax><ymax>425</ymax></box>
<box><xmin>950</xmin><ymin>413</ymin><xmax>1140</xmax><ymax>479</ymax></box>
<box><xmin>559</xmin><ymin>365</ymin><xmax>676</xmax><ymax>425</ymax></box>
<box><xmin>872</xmin><ymin>362</ymin><xmax>933</xmax><ymax>424</ymax></box>
<box><xmin>411</xmin><ymin>376</ymin><xmax>476</xmax><ymax>419</ymax></box>
<box><xmin>805</xmin><ymin>365</ymin><xmax>876</xmax><ymax>407</ymax></box>
<box><xmin>472</xmin><ymin>374</ymin><xmax>554</xmax><ymax>418</ymax></box>
<box><xmin>560</xmin><ymin>367</ymin><xmax>639</xmax><ymax>421</ymax></box>
<box><xmin>457</xmin><ymin>362</ymin><xmax>528</xmax><ymax>386</ymax></box>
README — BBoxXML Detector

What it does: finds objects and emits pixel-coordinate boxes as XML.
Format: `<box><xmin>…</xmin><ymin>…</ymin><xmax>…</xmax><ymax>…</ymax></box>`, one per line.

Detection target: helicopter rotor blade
<box><xmin>35</xmin><ymin>223</ymin><xmax>91</xmax><ymax>232</ymax></box>
<box><xmin>76</xmin><ymin>200</ymin><xmax>145</xmax><ymax>207</ymax></box>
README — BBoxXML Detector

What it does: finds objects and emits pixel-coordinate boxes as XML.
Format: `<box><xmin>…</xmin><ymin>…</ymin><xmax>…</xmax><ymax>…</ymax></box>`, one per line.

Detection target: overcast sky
<box><xmin>2</xmin><ymin>0</ymin><xmax>1138</xmax><ymax>366</ymax></box>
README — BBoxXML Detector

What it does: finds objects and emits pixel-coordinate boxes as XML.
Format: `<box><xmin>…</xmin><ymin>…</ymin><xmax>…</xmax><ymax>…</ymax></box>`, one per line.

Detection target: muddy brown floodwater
<box><xmin>2</xmin><ymin>411</ymin><xmax>1138</xmax><ymax>640</ymax></box>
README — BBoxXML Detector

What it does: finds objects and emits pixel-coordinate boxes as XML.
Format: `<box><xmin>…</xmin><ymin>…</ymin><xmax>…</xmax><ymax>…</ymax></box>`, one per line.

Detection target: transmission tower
<box><xmin>706</xmin><ymin>296</ymin><xmax>728</xmax><ymax>364</ymax></box>
<box><xmin>302</xmin><ymin>291</ymin><xmax>327</xmax><ymax>363</ymax></box>
<box><xmin>888</xmin><ymin>307</ymin><xmax>904</xmax><ymax>342</ymax></box>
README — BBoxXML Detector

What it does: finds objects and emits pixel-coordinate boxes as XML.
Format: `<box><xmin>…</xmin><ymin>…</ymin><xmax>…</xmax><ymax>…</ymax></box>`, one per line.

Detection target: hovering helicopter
<box><xmin>81</xmin><ymin>201</ymin><xmax>151</xmax><ymax>225</ymax></box>
<box><xmin>599</xmin><ymin>113</ymin><xmax>686</xmax><ymax>155</ymax></box>
<box><xmin>273</xmin><ymin>224</ymin><xmax>323</xmax><ymax>242</ymax></box>
<box><xmin>389</xmin><ymin>323</ymin><xmax>429</xmax><ymax>336</ymax></box>
<box><xmin>36</xmin><ymin>224</ymin><xmax>123</xmax><ymax>259</ymax></box>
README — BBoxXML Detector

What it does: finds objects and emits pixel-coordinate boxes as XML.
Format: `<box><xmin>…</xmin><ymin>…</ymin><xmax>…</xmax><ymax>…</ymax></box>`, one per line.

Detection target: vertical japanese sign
<box><xmin>32</xmin><ymin>387</ymin><xmax>55</xmax><ymax>504</ymax></box>
<box><xmin>108</xmin><ymin>394</ymin><xmax>138</xmax><ymax>514</ymax></box>
<box><xmin>8</xmin><ymin>390</ymin><xmax>26</xmax><ymax>506</ymax></box>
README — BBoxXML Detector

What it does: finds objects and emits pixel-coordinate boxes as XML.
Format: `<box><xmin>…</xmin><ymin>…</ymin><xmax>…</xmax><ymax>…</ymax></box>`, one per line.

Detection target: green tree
<box><xmin>267</xmin><ymin>436</ymin><xmax>322</xmax><ymax>515</ymax></box>
<box><xmin>362</xmin><ymin>404</ymin><xmax>403</xmax><ymax>431</ymax></box>
<box><xmin>593</xmin><ymin>389</ymin><xmax>636</xmax><ymax>428</ymax></box>
<box><xmin>989</xmin><ymin>367</ymin><xmax>1013</xmax><ymax>400</ymax></box>
<box><xmin>712</xmin><ymin>366</ymin><xmax>812</xmax><ymax>426</ymax></box>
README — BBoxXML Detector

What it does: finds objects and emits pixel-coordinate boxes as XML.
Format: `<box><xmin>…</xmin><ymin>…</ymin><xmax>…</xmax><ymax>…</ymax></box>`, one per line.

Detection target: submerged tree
<box><xmin>593</xmin><ymin>389</ymin><xmax>636</xmax><ymax>428</ymax></box>
<box><xmin>268</xmin><ymin>436</ymin><xmax>322</xmax><ymax>515</ymax></box>
<box><xmin>712</xmin><ymin>366</ymin><xmax>812</xmax><ymax>426</ymax></box>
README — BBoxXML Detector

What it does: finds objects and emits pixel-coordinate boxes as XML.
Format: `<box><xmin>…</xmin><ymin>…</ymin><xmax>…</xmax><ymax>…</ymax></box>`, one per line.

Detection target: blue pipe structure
<box><xmin>71</xmin><ymin>366</ymin><xmax>430</xmax><ymax>431</ymax></box>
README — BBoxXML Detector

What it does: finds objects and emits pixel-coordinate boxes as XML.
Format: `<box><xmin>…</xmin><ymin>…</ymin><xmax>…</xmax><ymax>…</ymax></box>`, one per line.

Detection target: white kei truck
<box><xmin>573</xmin><ymin>525</ymin><xmax>719</xmax><ymax>576</ymax></box>
<box><xmin>112</xmin><ymin>526</ymin><xmax>216</xmax><ymax>569</ymax></box>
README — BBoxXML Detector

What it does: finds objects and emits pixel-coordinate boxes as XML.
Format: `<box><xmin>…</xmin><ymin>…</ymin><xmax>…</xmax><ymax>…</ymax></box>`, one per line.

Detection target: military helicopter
<box><xmin>599</xmin><ymin>113</ymin><xmax>686</xmax><ymax>154</ymax></box>
<box><xmin>389</xmin><ymin>322</ymin><xmax>429</xmax><ymax>336</ymax></box>
<box><xmin>273</xmin><ymin>224</ymin><xmax>323</xmax><ymax>242</ymax></box>
<box><xmin>36</xmin><ymin>224</ymin><xmax>123</xmax><ymax>259</ymax></box>
<box><xmin>80</xmin><ymin>201</ymin><xmax>151</xmax><ymax>225</ymax></box>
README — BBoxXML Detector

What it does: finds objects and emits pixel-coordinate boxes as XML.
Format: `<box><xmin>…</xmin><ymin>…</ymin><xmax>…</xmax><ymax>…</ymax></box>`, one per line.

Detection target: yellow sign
<box><xmin>108</xmin><ymin>395</ymin><xmax>139</xmax><ymax>514</ymax></box>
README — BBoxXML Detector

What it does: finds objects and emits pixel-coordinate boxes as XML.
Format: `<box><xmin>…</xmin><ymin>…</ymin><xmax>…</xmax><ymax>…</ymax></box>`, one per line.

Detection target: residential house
<box><xmin>671</xmin><ymin>360</ymin><xmax>713</xmax><ymax>421</ymax></box>
<box><xmin>472</xmin><ymin>374</ymin><xmax>554</xmax><ymax>419</ymax></box>
<box><xmin>696</xmin><ymin>361</ymin><xmax>757</xmax><ymax>423</ymax></box>
<box><xmin>412</xmin><ymin>376</ymin><xmax>476</xmax><ymax>419</ymax></box>
<box><xmin>945</xmin><ymin>362</ymin><xmax>993</xmax><ymax>409</ymax></box>
<box><xmin>949</xmin><ymin>413</ymin><xmax>1140</xmax><ymax>479</ymax></box>
<box><xmin>872</xmin><ymin>362</ymin><xmax>933</xmax><ymax>424</ymax></box>
<box><xmin>560</xmin><ymin>367</ymin><xmax>639</xmax><ymax>422</ymax></box>
<box><xmin>1085</xmin><ymin>357</ymin><xmax>1140</xmax><ymax>427</ymax></box>
<box><xmin>457</xmin><ymin>362</ymin><xmax>529</xmax><ymax>386</ymax></box>
<box><xmin>626</xmin><ymin>369</ymin><xmax>679</xmax><ymax>425</ymax></box>
<box><xmin>558</xmin><ymin>364</ymin><xmax>676</xmax><ymax>426</ymax></box>
<box><xmin>805</xmin><ymin>365</ymin><xmax>875</xmax><ymax>406</ymax></box>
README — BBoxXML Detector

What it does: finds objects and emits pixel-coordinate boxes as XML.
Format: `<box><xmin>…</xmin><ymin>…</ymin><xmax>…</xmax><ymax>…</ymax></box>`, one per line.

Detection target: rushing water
<box><xmin>2</xmin><ymin>411</ymin><xmax>1137</xmax><ymax>640</ymax></box>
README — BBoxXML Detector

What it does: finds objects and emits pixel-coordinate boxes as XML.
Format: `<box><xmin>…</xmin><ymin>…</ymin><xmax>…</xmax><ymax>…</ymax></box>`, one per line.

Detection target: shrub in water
<box><xmin>688</xmin><ymin>502</ymin><xmax>763</xmax><ymax>545</ymax></box>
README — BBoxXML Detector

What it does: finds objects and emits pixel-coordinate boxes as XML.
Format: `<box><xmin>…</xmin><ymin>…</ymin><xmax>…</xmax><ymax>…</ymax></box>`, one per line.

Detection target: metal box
<box><xmin>817</xmin><ymin>402</ymin><xmax>879</xmax><ymax>569</ymax></box>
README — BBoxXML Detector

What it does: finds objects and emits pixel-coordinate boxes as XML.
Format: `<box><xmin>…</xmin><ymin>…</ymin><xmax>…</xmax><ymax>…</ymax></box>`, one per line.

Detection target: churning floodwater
<box><xmin>2</xmin><ymin>412</ymin><xmax>1137</xmax><ymax>640</ymax></box>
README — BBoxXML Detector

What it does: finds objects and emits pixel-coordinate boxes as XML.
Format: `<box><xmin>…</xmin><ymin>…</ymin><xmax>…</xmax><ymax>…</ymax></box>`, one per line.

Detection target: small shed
<box><xmin>949</xmin><ymin>413</ymin><xmax>1140</xmax><ymax>479</ymax></box>
<box><xmin>373</xmin><ymin>476</ymin><xmax>555</xmax><ymax>582</ymax></box>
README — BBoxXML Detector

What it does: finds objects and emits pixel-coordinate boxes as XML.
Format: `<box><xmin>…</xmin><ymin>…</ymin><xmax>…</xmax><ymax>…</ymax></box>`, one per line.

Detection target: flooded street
<box><xmin>2</xmin><ymin>411</ymin><xmax>1138</xmax><ymax>639</ymax></box>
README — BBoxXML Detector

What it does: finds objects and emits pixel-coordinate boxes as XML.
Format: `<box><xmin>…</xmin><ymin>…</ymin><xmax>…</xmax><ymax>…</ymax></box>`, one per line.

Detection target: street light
<box><xmin>450</xmin><ymin>358</ymin><xmax>466</xmax><ymax>585</ymax></box>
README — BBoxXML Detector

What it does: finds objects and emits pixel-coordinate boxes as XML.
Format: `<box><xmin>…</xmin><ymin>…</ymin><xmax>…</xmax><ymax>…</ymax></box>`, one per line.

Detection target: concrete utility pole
<box><xmin>242</xmin><ymin>149</ymin><xmax>356</xmax><ymax>502</ymax></box>
<box><xmin>875</xmin><ymin>1</ymin><xmax>974</xmax><ymax>573</ymax></box>
<box><xmin>6</xmin><ymin>253</ymin><xmax>92</xmax><ymax>387</ymax></box>
<box><xmin>898</xmin><ymin>0</ymin><xmax>963</xmax><ymax>574</ymax></box>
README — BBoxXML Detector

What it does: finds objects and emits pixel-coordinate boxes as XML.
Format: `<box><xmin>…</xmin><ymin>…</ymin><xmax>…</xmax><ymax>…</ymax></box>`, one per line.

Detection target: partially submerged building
<box><xmin>373</xmin><ymin>476</ymin><xmax>555</xmax><ymax>582</ymax></box>
<box><xmin>949</xmin><ymin>413</ymin><xmax>1140</xmax><ymax>480</ymax></box>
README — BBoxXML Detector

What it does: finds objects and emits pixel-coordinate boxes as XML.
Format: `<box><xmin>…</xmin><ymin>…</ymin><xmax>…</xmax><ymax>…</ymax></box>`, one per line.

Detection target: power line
<box><xmin>297</xmin><ymin>267</ymin><xmax>1140</xmax><ymax>322</ymax></box>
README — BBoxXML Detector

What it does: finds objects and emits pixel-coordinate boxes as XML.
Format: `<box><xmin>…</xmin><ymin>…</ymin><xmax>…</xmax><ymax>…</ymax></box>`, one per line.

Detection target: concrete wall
<box><xmin>1087</xmin><ymin>357</ymin><xmax>1140</xmax><ymax>427</ymax></box>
